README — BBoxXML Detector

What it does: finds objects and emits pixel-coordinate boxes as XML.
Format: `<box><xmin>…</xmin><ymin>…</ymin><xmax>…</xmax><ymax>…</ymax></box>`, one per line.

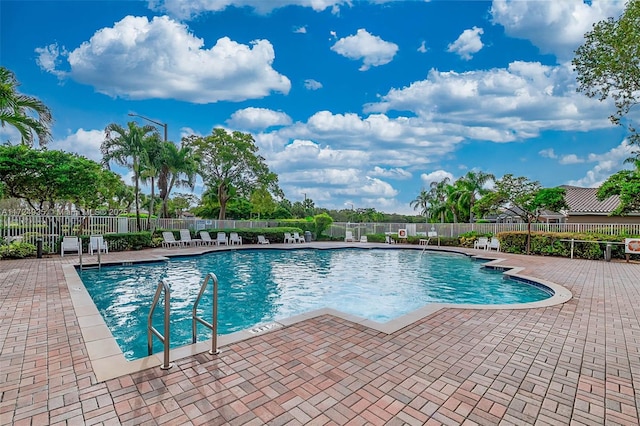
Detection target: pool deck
<box><xmin>1</xmin><ymin>243</ymin><xmax>640</xmax><ymax>425</ymax></box>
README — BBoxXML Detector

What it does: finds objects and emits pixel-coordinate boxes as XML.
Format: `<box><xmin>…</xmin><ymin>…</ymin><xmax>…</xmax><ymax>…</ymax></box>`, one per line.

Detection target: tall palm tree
<box><xmin>429</xmin><ymin>178</ymin><xmax>451</xmax><ymax>223</ymax></box>
<box><xmin>139</xmin><ymin>135</ymin><xmax>165</xmax><ymax>228</ymax></box>
<box><xmin>0</xmin><ymin>67</ymin><xmax>53</xmax><ymax>147</ymax></box>
<box><xmin>101</xmin><ymin>121</ymin><xmax>158</xmax><ymax>231</ymax></box>
<box><xmin>410</xmin><ymin>188</ymin><xmax>431</xmax><ymax>218</ymax></box>
<box><xmin>157</xmin><ymin>142</ymin><xmax>198</xmax><ymax>218</ymax></box>
<box><xmin>456</xmin><ymin>171</ymin><xmax>495</xmax><ymax>222</ymax></box>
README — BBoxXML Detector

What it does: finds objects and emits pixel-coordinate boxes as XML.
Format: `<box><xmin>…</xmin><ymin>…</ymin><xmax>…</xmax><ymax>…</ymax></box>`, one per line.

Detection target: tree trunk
<box><xmin>147</xmin><ymin>177</ymin><xmax>155</xmax><ymax>230</ymax></box>
<box><xmin>134</xmin><ymin>174</ymin><xmax>141</xmax><ymax>232</ymax></box>
<box><xmin>526</xmin><ymin>219</ymin><xmax>532</xmax><ymax>255</ymax></box>
<box><xmin>218</xmin><ymin>184</ymin><xmax>228</xmax><ymax>220</ymax></box>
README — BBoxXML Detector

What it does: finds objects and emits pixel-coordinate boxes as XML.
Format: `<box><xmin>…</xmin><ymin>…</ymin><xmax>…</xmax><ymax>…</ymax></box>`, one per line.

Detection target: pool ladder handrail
<box><xmin>147</xmin><ymin>280</ymin><xmax>173</xmax><ymax>370</ymax></box>
<box><xmin>192</xmin><ymin>272</ymin><xmax>220</xmax><ymax>355</ymax></box>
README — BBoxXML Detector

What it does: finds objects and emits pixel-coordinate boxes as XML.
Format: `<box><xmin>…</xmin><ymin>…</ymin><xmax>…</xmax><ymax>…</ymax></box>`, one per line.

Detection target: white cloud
<box><xmin>226</xmin><ymin>107</ymin><xmax>292</xmax><ymax>130</ymax></box>
<box><xmin>365</xmin><ymin>61</ymin><xmax>614</xmax><ymax>142</ymax></box>
<box><xmin>149</xmin><ymin>0</ymin><xmax>351</xmax><ymax>19</ymax></box>
<box><xmin>417</xmin><ymin>41</ymin><xmax>428</xmax><ymax>53</ymax></box>
<box><xmin>447</xmin><ymin>26</ymin><xmax>484</xmax><ymax>60</ymax></box>
<box><xmin>293</xmin><ymin>26</ymin><xmax>307</xmax><ymax>34</ymax></box>
<box><xmin>49</xmin><ymin>129</ymin><xmax>105</xmax><ymax>162</ymax></box>
<box><xmin>566</xmin><ymin>140</ymin><xmax>635</xmax><ymax>187</ymax></box>
<box><xmin>559</xmin><ymin>154</ymin><xmax>584</xmax><ymax>165</ymax></box>
<box><xmin>37</xmin><ymin>16</ymin><xmax>290</xmax><ymax>104</ymax></box>
<box><xmin>420</xmin><ymin>170</ymin><xmax>455</xmax><ymax>186</ymax></box>
<box><xmin>331</xmin><ymin>29</ymin><xmax>399</xmax><ymax>71</ymax></box>
<box><xmin>304</xmin><ymin>79</ymin><xmax>323</xmax><ymax>90</ymax></box>
<box><xmin>539</xmin><ymin>148</ymin><xmax>557</xmax><ymax>159</ymax></box>
<box><xmin>491</xmin><ymin>0</ymin><xmax>626</xmax><ymax>61</ymax></box>
<box><xmin>369</xmin><ymin>166</ymin><xmax>412</xmax><ymax>179</ymax></box>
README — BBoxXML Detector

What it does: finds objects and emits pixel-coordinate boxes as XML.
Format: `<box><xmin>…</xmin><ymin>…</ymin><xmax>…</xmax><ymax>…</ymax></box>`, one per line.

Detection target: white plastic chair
<box><xmin>474</xmin><ymin>237</ymin><xmax>489</xmax><ymax>250</ymax></box>
<box><xmin>230</xmin><ymin>232</ymin><xmax>243</xmax><ymax>245</ymax></box>
<box><xmin>179</xmin><ymin>229</ymin><xmax>200</xmax><ymax>247</ymax></box>
<box><xmin>360</xmin><ymin>236</ymin><xmax>368</xmax><ymax>243</ymax></box>
<box><xmin>199</xmin><ymin>231</ymin><xmax>216</xmax><ymax>246</ymax></box>
<box><xmin>488</xmin><ymin>237</ymin><xmax>501</xmax><ymax>252</ymax></box>
<box><xmin>344</xmin><ymin>231</ymin><xmax>354</xmax><ymax>242</ymax></box>
<box><xmin>284</xmin><ymin>233</ymin><xmax>295</xmax><ymax>243</ymax></box>
<box><xmin>89</xmin><ymin>235</ymin><xmax>108</xmax><ymax>255</ymax></box>
<box><xmin>162</xmin><ymin>232</ymin><xmax>182</xmax><ymax>248</ymax></box>
<box><xmin>216</xmin><ymin>232</ymin><xmax>228</xmax><ymax>245</ymax></box>
<box><xmin>61</xmin><ymin>236</ymin><xmax>80</xmax><ymax>257</ymax></box>
<box><xmin>293</xmin><ymin>232</ymin><xmax>305</xmax><ymax>243</ymax></box>
<box><xmin>257</xmin><ymin>235</ymin><xmax>270</xmax><ymax>244</ymax></box>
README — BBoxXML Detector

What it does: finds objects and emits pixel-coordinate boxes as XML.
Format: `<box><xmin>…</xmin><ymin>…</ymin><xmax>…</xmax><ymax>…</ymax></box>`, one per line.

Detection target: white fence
<box><xmin>2</xmin><ymin>214</ymin><xmax>639</xmax><ymax>251</ymax></box>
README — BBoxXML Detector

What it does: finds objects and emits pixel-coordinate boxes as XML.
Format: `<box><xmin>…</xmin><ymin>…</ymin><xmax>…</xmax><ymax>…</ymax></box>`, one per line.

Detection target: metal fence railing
<box><xmin>2</xmin><ymin>214</ymin><xmax>639</xmax><ymax>252</ymax></box>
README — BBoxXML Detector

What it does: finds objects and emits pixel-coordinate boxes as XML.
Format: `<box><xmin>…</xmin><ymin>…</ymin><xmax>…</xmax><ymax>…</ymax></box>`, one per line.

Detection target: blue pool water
<box><xmin>79</xmin><ymin>249</ymin><xmax>552</xmax><ymax>360</ymax></box>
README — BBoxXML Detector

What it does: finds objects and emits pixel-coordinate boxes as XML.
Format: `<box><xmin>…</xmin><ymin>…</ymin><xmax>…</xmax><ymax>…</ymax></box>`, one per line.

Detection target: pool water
<box><xmin>79</xmin><ymin>249</ymin><xmax>552</xmax><ymax>360</ymax></box>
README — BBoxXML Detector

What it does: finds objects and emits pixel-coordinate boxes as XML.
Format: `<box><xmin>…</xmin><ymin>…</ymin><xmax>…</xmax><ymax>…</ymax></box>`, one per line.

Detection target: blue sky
<box><xmin>1</xmin><ymin>0</ymin><xmax>635</xmax><ymax>214</ymax></box>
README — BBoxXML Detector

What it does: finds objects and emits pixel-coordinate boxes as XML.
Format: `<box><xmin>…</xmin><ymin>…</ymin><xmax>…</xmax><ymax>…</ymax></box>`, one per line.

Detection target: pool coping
<box><xmin>63</xmin><ymin>244</ymin><xmax>572</xmax><ymax>382</ymax></box>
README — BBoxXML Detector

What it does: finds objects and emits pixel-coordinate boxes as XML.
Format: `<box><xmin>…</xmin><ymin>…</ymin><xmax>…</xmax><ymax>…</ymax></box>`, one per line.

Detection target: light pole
<box><xmin>128</xmin><ymin>113</ymin><xmax>167</xmax><ymax>141</ymax></box>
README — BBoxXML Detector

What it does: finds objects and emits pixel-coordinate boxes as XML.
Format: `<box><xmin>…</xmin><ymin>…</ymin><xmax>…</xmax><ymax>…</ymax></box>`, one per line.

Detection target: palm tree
<box><xmin>429</xmin><ymin>178</ymin><xmax>451</xmax><ymax>223</ymax></box>
<box><xmin>139</xmin><ymin>135</ymin><xmax>165</xmax><ymax>228</ymax></box>
<box><xmin>456</xmin><ymin>171</ymin><xmax>495</xmax><ymax>222</ymax></box>
<box><xmin>157</xmin><ymin>142</ymin><xmax>198</xmax><ymax>218</ymax></box>
<box><xmin>0</xmin><ymin>67</ymin><xmax>53</xmax><ymax>147</ymax></box>
<box><xmin>101</xmin><ymin>121</ymin><xmax>158</xmax><ymax>231</ymax></box>
<box><xmin>410</xmin><ymin>188</ymin><xmax>431</xmax><ymax>218</ymax></box>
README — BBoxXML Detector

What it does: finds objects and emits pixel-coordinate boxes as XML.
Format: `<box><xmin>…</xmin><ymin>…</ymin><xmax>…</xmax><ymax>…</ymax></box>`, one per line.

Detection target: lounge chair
<box><xmin>360</xmin><ymin>236</ymin><xmax>368</xmax><ymax>243</ymax></box>
<box><xmin>199</xmin><ymin>231</ymin><xmax>216</xmax><ymax>246</ymax></box>
<box><xmin>230</xmin><ymin>232</ymin><xmax>243</xmax><ymax>245</ymax></box>
<box><xmin>61</xmin><ymin>236</ymin><xmax>80</xmax><ymax>257</ymax></box>
<box><xmin>284</xmin><ymin>232</ymin><xmax>295</xmax><ymax>243</ymax></box>
<box><xmin>89</xmin><ymin>235</ymin><xmax>108</xmax><ymax>255</ymax></box>
<box><xmin>474</xmin><ymin>237</ymin><xmax>489</xmax><ymax>250</ymax></box>
<box><xmin>180</xmin><ymin>229</ymin><xmax>200</xmax><ymax>247</ymax></box>
<box><xmin>257</xmin><ymin>235</ymin><xmax>270</xmax><ymax>244</ymax></box>
<box><xmin>293</xmin><ymin>232</ymin><xmax>305</xmax><ymax>243</ymax></box>
<box><xmin>385</xmin><ymin>235</ymin><xmax>396</xmax><ymax>244</ymax></box>
<box><xmin>162</xmin><ymin>232</ymin><xmax>182</xmax><ymax>248</ymax></box>
<box><xmin>216</xmin><ymin>232</ymin><xmax>228</xmax><ymax>245</ymax></box>
<box><xmin>488</xmin><ymin>237</ymin><xmax>500</xmax><ymax>252</ymax></box>
<box><xmin>345</xmin><ymin>231</ymin><xmax>355</xmax><ymax>242</ymax></box>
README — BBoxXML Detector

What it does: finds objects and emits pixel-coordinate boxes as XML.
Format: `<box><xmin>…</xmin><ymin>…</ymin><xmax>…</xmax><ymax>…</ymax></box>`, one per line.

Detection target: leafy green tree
<box><xmin>597</xmin><ymin>160</ymin><xmax>640</xmax><ymax>214</ymax></box>
<box><xmin>474</xmin><ymin>174</ymin><xmax>568</xmax><ymax>254</ymax></box>
<box><xmin>102</xmin><ymin>121</ymin><xmax>158</xmax><ymax>230</ymax></box>
<box><xmin>410</xmin><ymin>188</ymin><xmax>431</xmax><ymax>218</ymax></box>
<box><xmin>428</xmin><ymin>178</ymin><xmax>452</xmax><ymax>223</ymax></box>
<box><xmin>250</xmin><ymin>187</ymin><xmax>276</xmax><ymax>219</ymax></box>
<box><xmin>456</xmin><ymin>171</ymin><xmax>495</xmax><ymax>223</ymax></box>
<box><xmin>139</xmin><ymin>134</ymin><xmax>164</xmax><ymax>227</ymax></box>
<box><xmin>158</xmin><ymin>142</ymin><xmax>198</xmax><ymax>218</ymax></box>
<box><xmin>0</xmin><ymin>67</ymin><xmax>53</xmax><ymax>147</ymax></box>
<box><xmin>0</xmin><ymin>144</ymin><xmax>111</xmax><ymax>212</ymax></box>
<box><xmin>314</xmin><ymin>212</ymin><xmax>333</xmax><ymax>238</ymax></box>
<box><xmin>183</xmin><ymin>129</ymin><xmax>282</xmax><ymax>220</ymax></box>
<box><xmin>573</xmin><ymin>0</ymin><xmax>640</xmax><ymax>146</ymax></box>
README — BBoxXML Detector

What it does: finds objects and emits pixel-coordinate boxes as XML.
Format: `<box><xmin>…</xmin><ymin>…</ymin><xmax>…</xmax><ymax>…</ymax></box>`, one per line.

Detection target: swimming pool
<box><xmin>79</xmin><ymin>248</ymin><xmax>552</xmax><ymax>360</ymax></box>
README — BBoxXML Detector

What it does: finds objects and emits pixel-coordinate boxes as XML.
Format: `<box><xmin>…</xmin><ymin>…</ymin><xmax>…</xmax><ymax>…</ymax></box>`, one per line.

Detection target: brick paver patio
<box><xmin>1</xmin><ymin>244</ymin><xmax>639</xmax><ymax>425</ymax></box>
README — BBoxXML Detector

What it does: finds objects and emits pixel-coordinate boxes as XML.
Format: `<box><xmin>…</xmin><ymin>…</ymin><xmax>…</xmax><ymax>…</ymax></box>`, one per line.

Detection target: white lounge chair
<box><xmin>216</xmin><ymin>232</ymin><xmax>228</xmax><ymax>245</ymax></box>
<box><xmin>199</xmin><ymin>231</ymin><xmax>216</xmax><ymax>246</ymax></box>
<box><xmin>474</xmin><ymin>237</ymin><xmax>489</xmax><ymax>250</ymax></box>
<box><xmin>257</xmin><ymin>235</ymin><xmax>270</xmax><ymax>244</ymax></box>
<box><xmin>345</xmin><ymin>231</ymin><xmax>355</xmax><ymax>242</ymax></box>
<box><xmin>179</xmin><ymin>229</ymin><xmax>200</xmax><ymax>247</ymax></box>
<box><xmin>284</xmin><ymin>232</ymin><xmax>295</xmax><ymax>243</ymax></box>
<box><xmin>89</xmin><ymin>235</ymin><xmax>108</xmax><ymax>255</ymax></box>
<box><xmin>293</xmin><ymin>232</ymin><xmax>305</xmax><ymax>243</ymax></box>
<box><xmin>162</xmin><ymin>232</ymin><xmax>182</xmax><ymax>248</ymax></box>
<box><xmin>61</xmin><ymin>236</ymin><xmax>80</xmax><ymax>257</ymax></box>
<box><xmin>488</xmin><ymin>237</ymin><xmax>501</xmax><ymax>252</ymax></box>
<box><xmin>230</xmin><ymin>232</ymin><xmax>243</xmax><ymax>245</ymax></box>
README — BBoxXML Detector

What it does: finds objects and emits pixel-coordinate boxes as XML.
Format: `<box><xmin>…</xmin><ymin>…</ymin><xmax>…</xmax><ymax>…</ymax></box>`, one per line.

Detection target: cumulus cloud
<box><xmin>559</xmin><ymin>154</ymin><xmax>584</xmax><ymax>165</ymax></box>
<box><xmin>417</xmin><ymin>41</ymin><xmax>428</xmax><ymax>53</ymax></box>
<box><xmin>49</xmin><ymin>129</ymin><xmax>105</xmax><ymax>162</ymax></box>
<box><xmin>369</xmin><ymin>166</ymin><xmax>412</xmax><ymax>179</ymax></box>
<box><xmin>365</xmin><ymin>61</ymin><xmax>614</xmax><ymax>142</ymax></box>
<box><xmin>539</xmin><ymin>148</ymin><xmax>557</xmax><ymax>159</ymax></box>
<box><xmin>293</xmin><ymin>26</ymin><xmax>307</xmax><ymax>34</ymax></box>
<box><xmin>331</xmin><ymin>29</ymin><xmax>399</xmax><ymax>71</ymax></box>
<box><xmin>149</xmin><ymin>0</ymin><xmax>352</xmax><ymax>19</ymax></box>
<box><xmin>420</xmin><ymin>170</ymin><xmax>455</xmax><ymax>186</ymax></box>
<box><xmin>304</xmin><ymin>79</ymin><xmax>323</xmax><ymax>90</ymax></box>
<box><xmin>447</xmin><ymin>26</ymin><xmax>484</xmax><ymax>60</ymax></box>
<box><xmin>36</xmin><ymin>15</ymin><xmax>290</xmax><ymax>103</ymax></box>
<box><xmin>491</xmin><ymin>0</ymin><xmax>625</xmax><ymax>61</ymax></box>
<box><xmin>566</xmin><ymin>140</ymin><xmax>635</xmax><ymax>187</ymax></box>
<box><xmin>226</xmin><ymin>107</ymin><xmax>292</xmax><ymax>130</ymax></box>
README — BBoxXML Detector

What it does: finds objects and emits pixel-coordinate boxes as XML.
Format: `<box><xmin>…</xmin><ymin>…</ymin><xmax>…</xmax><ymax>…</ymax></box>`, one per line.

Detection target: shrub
<box><xmin>0</xmin><ymin>241</ymin><xmax>36</xmax><ymax>259</ymax></box>
<box><xmin>314</xmin><ymin>213</ymin><xmax>334</xmax><ymax>238</ymax></box>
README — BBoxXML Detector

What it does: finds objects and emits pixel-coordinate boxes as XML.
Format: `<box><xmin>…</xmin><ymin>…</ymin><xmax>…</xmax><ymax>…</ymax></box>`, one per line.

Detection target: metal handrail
<box><xmin>147</xmin><ymin>280</ymin><xmax>173</xmax><ymax>370</ymax></box>
<box><xmin>192</xmin><ymin>273</ymin><xmax>220</xmax><ymax>355</ymax></box>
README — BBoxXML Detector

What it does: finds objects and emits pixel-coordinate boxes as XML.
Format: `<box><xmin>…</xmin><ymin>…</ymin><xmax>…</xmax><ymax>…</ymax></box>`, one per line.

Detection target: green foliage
<box><xmin>597</xmin><ymin>162</ymin><xmax>640</xmax><ymax>215</ymax></box>
<box><xmin>183</xmin><ymin>128</ymin><xmax>282</xmax><ymax>220</ymax></box>
<box><xmin>0</xmin><ymin>241</ymin><xmax>36</xmax><ymax>258</ymax></box>
<box><xmin>573</xmin><ymin>0</ymin><xmax>640</xmax><ymax>146</ymax></box>
<box><xmin>313</xmin><ymin>213</ymin><xmax>333</xmax><ymax>237</ymax></box>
